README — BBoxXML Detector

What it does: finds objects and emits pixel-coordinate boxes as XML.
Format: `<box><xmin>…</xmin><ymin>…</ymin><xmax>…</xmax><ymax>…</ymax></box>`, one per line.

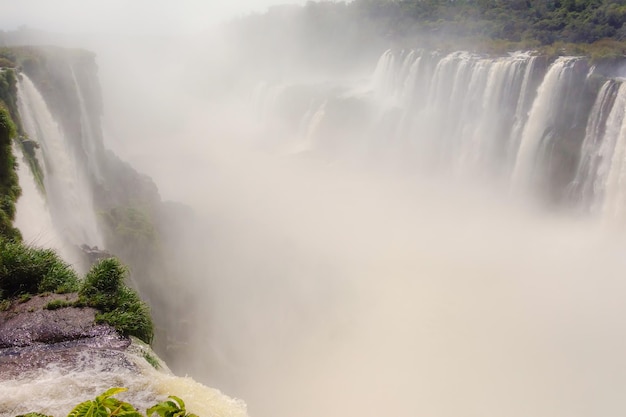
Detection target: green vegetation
<box><xmin>0</xmin><ymin>107</ymin><xmax>21</xmax><ymax>241</ymax></box>
<box><xmin>0</xmin><ymin>46</ymin><xmax>155</xmax><ymax>345</ymax></box>
<box><xmin>98</xmin><ymin>206</ymin><xmax>160</xmax><ymax>260</ymax></box>
<box><xmin>143</xmin><ymin>351</ymin><xmax>161</xmax><ymax>369</ymax></box>
<box><xmin>147</xmin><ymin>394</ymin><xmax>197</xmax><ymax>417</ymax></box>
<box><xmin>0</xmin><ymin>237</ymin><xmax>79</xmax><ymax>298</ymax></box>
<box><xmin>358</xmin><ymin>0</ymin><xmax>625</xmax><ymax>41</ymax></box>
<box><xmin>44</xmin><ymin>299</ymin><xmax>74</xmax><ymax>310</ymax></box>
<box><xmin>18</xmin><ymin>292</ymin><xmax>32</xmax><ymax>303</ymax></box>
<box><xmin>245</xmin><ymin>0</ymin><xmax>626</xmax><ymax>61</ymax></box>
<box><xmin>0</xmin><ymin>236</ymin><xmax>153</xmax><ymax>343</ymax></box>
<box><xmin>0</xmin><ymin>68</ymin><xmax>19</xmax><ymax>124</ymax></box>
<box><xmin>349</xmin><ymin>0</ymin><xmax>626</xmax><ymax>50</ymax></box>
<box><xmin>16</xmin><ymin>387</ymin><xmax>199</xmax><ymax>417</ymax></box>
<box><xmin>0</xmin><ymin>66</ymin><xmax>44</xmax><ymax>197</ymax></box>
<box><xmin>79</xmin><ymin>258</ymin><xmax>154</xmax><ymax>344</ymax></box>
<box><xmin>17</xmin><ymin>414</ymin><xmax>51</xmax><ymax>417</ymax></box>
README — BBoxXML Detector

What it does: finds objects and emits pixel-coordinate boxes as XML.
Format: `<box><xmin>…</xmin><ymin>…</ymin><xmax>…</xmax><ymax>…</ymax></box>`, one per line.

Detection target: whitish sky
<box><xmin>0</xmin><ymin>0</ymin><xmax>304</xmax><ymax>35</ymax></box>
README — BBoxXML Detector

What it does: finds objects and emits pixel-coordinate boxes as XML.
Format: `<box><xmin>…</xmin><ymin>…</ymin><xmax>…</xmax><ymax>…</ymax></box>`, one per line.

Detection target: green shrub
<box><xmin>39</xmin><ymin>263</ymin><xmax>80</xmax><ymax>294</ymax></box>
<box><xmin>79</xmin><ymin>258</ymin><xmax>154</xmax><ymax>344</ymax></box>
<box><xmin>80</xmin><ymin>257</ymin><xmax>126</xmax><ymax>299</ymax></box>
<box><xmin>0</xmin><ymin>57</ymin><xmax>14</xmax><ymax>68</ymax></box>
<box><xmin>44</xmin><ymin>299</ymin><xmax>74</xmax><ymax>310</ymax></box>
<box><xmin>0</xmin><ymin>238</ymin><xmax>79</xmax><ymax>299</ymax></box>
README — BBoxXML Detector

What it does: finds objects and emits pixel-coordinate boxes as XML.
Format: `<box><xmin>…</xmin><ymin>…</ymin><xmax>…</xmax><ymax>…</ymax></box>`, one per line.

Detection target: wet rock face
<box><xmin>0</xmin><ymin>294</ymin><xmax>132</xmax><ymax>378</ymax></box>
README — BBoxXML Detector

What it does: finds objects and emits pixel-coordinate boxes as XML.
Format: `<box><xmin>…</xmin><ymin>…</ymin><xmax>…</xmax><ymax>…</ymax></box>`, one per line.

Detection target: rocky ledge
<box><xmin>0</xmin><ymin>293</ymin><xmax>132</xmax><ymax>378</ymax></box>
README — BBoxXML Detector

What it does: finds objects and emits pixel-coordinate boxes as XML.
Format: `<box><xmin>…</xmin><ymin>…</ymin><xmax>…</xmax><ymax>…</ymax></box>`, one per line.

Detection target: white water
<box><xmin>0</xmin><ymin>343</ymin><xmax>247</xmax><ymax>417</ymax></box>
<box><xmin>12</xmin><ymin>145</ymin><xmax>78</xmax><ymax>262</ymax></box>
<box><xmin>292</xmin><ymin>50</ymin><xmax>543</xmax><ymax>179</ymax></box>
<box><xmin>571</xmin><ymin>80</ymin><xmax>623</xmax><ymax>211</ymax></box>
<box><xmin>601</xmin><ymin>82</ymin><xmax>626</xmax><ymax>221</ymax></box>
<box><xmin>17</xmin><ymin>74</ymin><xmax>103</xmax><ymax>251</ymax></box>
<box><xmin>512</xmin><ymin>57</ymin><xmax>581</xmax><ymax>191</ymax></box>
<box><xmin>70</xmin><ymin>66</ymin><xmax>104</xmax><ymax>182</ymax></box>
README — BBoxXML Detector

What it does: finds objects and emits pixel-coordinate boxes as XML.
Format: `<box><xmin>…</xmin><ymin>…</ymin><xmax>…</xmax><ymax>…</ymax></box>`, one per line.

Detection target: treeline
<box><xmin>223</xmin><ymin>0</ymin><xmax>626</xmax><ymax>77</ymax></box>
<box><xmin>350</xmin><ymin>0</ymin><xmax>626</xmax><ymax>45</ymax></box>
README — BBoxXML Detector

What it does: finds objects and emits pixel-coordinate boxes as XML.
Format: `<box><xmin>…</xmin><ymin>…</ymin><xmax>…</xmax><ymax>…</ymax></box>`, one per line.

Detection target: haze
<box><xmin>4</xmin><ymin>3</ymin><xmax>626</xmax><ymax>417</ymax></box>
<box><xmin>0</xmin><ymin>0</ymin><xmax>304</xmax><ymax>34</ymax></box>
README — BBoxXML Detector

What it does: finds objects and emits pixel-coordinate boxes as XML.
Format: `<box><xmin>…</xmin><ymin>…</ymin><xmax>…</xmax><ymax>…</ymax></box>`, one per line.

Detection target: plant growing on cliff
<box><xmin>0</xmin><ymin>107</ymin><xmax>21</xmax><ymax>241</ymax></box>
<box><xmin>16</xmin><ymin>387</ymin><xmax>198</xmax><ymax>417</ymax></box>
<box><xmin>0</xmin><ymin>238</ymin><xmax>154</xmax><ymax>343</ymax></box>
<box><xmin>0</xmin><ymin>237</ymin><xmax>79</xmax><ymax>299</ymax></box>
<box><xmin>79</xmin><ymin>258</ymin><xmax>154</xmax><ymax>344</ymax></box>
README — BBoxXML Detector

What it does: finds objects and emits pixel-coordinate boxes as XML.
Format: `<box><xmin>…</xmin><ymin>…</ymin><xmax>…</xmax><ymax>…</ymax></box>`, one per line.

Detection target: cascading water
<box><xmin>570</xmin><ymin>80</ymin><xmax>624</xmax><ymax>211</ymax></box>
<box><xmin>304</xmin><ymin>50</ymin><xmax>545</xmax><ymax>176</ymax></box>
<box><xmin>255</xmin><ymin>49</ymin><xmax>626</xmax><ymax>212</ymax></box>
<box><xmin>7</xmin><ymin>72</ymin><xmax>251</xmax><ymax>417</ymax></box>
<box><xmin>70</xmin><ymin>66</ymin><xmax>104</xmax><ymax>182</ymax></box>
<box><xmin>511</xmin><ymin>57</ymin><xmax>585</xmax><ymax>192</ymax></box>
<box><xmin>0</xmin><ymin>342</ymin><xmax>248</xmax><ymax>417</ymax></box>
<box><xmin>508</xmin><ymin>55</ymin><xmax>539</xmax><ymax>161</ymax></box>
<box><xmin>17</xmin><ymin>74</ymin><xmax>103</xmax><ymax>253</ymax></box>
<box><xmin>598</xmin><ymin>82</ymin><xmax>626</xmax><ymax>220</ymax></box>
<box><xmin>173</xmin><ymin>44</ymin><xmax>626</xmax><ymax>416</ymax></box>
<box><xmin>9</xmin><ymin>40</ymin><xmax>626</xmax><ymax>417</ymax></box>
<box><xmin>13</xmin><ymin>145</ymin><xmax>69</xmax><ymax>257</ymax></box>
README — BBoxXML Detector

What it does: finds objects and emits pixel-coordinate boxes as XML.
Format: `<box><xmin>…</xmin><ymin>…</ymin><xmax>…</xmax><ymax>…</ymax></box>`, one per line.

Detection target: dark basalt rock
<box><xmin>0</xmin><ymin>293</ymin><xmax>133</xmax><ymax>379</ymax></box>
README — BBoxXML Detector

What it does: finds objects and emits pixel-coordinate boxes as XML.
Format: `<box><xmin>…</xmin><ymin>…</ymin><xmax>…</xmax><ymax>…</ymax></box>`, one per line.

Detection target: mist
<box><xmin>4</xmin><ymin>2</ymin><xmax>626</xmax><ymax>417</ymax></box>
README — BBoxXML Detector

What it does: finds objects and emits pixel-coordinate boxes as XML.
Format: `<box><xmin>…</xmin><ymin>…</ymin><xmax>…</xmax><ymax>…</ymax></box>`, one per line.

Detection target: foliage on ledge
<box><xmin>0</xmin><ymin>237</ymin><xmax>154</xmax><ymax>344</ymax></box>
<box><xmin>0</xmin><ymin>238</ymin><xmax>78</xmax><ymax>299</ymax></box>
<box><xmin>15</xmin><ymin>387</ymin><xmax>198</xmax><ymax>417</ymax></box>
<box><xmin>78</xmin><ymin>258</ymin><xmax>154</xmax><ymax>344</ymax></box>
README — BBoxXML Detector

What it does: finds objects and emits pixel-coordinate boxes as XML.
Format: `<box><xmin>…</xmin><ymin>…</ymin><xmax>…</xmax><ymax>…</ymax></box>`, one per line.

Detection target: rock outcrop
<box><xmin>0</xmin><ymin>293</ymin><xmax>132</xmax><ymax>378</ymax></box>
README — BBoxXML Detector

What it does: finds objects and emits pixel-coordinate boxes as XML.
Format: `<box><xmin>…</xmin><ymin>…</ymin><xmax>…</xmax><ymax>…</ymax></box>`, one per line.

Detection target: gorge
<box><xmin>2</xmin><ymin>4</ymin><xmax>626</xmax><ymax>417</ymax></box>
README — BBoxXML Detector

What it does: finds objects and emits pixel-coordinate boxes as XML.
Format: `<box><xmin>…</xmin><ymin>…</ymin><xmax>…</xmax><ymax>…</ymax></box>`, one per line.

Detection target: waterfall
<box><xmin>342</xmin><ymin>50</ymin><xmax>539</xmax><ymax>176</ymax></box>
<box><xmin>17</xmin><ymin>74</ymin><xmax>103</xmax><ymax>252</ymax></box>
<box><xmin>12</xmin><ymin>144</ymin><xmax>81</xmax><ymax>264</ymax></box>
<box><xmin>174</xmin><ymin>46</ymin><xmax>626</xmax><ymax>416</ymax></box>
<box><xmin>511</xmin><ymin>57</ymin><xmax>583</xmax><ymax>192</ymax></box>
<box><xmin>508</xmin><ymin>56</ymin><xmax>539</xmax><ymax>162</ymax></box>
<box><xmin>295</xmin><ymin>99</ymin><xmax>326</xmax><ymax>153</ymax></box>
<box><xmin>8</xmin><ymin>69</ymin><xmax>250</xmax><ymax>417</ymax></box>
<box><xmin>70</xmin><ymin>66</ymin><xmax>103</xmax><ymax>182</ymax></box>
<box><xmin>570</xmin><ymin>80</ymin><xmax>623</xmax><ymax>210</ymax></box>
<box><xmin>250</xmin><ymin>49</ymin><xmax>626</xmax><ymax>216</ymax></box>
<box><xmin>598</xmin><ymin>82</ymin><xmax>626</xmax><ymax>220</ymax></box>
<box><xmin>371</xmin><ymin>49</ymin><xmax>396</xmax><ymax>98</ymax></box>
